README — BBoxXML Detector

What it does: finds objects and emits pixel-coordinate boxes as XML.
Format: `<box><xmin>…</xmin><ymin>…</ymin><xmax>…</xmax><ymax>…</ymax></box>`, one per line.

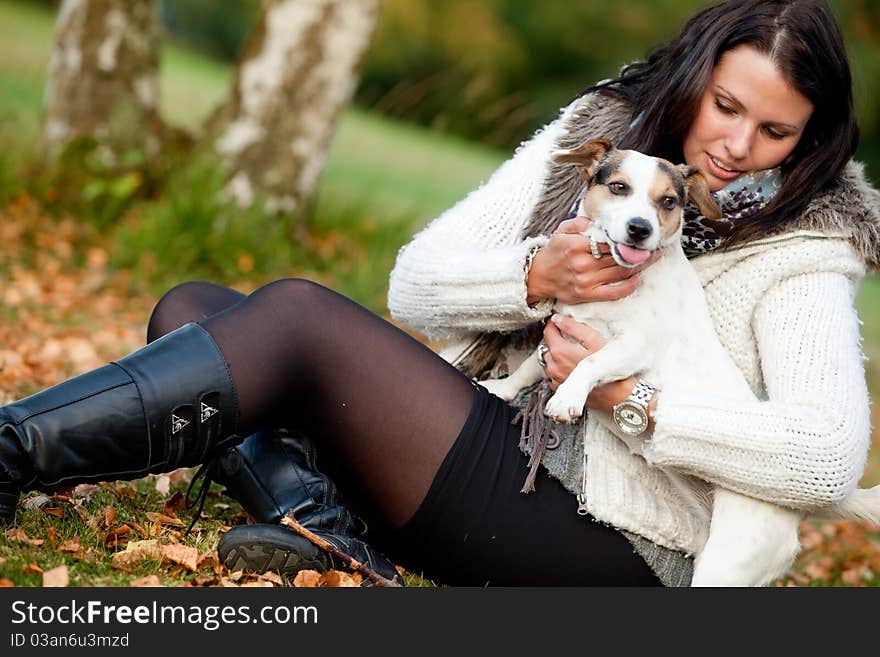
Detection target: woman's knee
<box><xmin>252</xmin><ymin>278</ymin><xmax>337</xmax><ymax>309</ymax></box>
<box><xmin>147</xmin><ymin>281</ymin><xmax>243</xmax><ymax>342</ymax></box>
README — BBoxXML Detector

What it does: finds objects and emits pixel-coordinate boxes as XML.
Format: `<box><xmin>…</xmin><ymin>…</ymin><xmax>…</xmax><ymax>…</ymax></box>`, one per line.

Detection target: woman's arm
<box><xmin>387</xmin><ymin>108</ymin><xmax>568</xmax><ymax>339</ymax></box>
<box><xmin>643</xmin><ymin>271</ymin><xmax>871</xmax><ymax>509</ymax></box>
<box><xmin>388</xmin><ymin>96</ymin><xmax>648</xmax><ymax>339</ymax></box>
<box><xmin>544</xmin><ymin>271</ymin><xmax>871</xmax><ymax>509</ymax></box>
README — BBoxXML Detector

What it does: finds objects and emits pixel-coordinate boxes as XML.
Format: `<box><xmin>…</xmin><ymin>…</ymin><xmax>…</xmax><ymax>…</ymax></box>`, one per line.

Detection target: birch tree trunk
<box><xmin>40</xmin><ymin>0</ymin><xmax>163</xmax><ymax>159</ymax></box>
<box><xmin>213</xmin><ymin>0</ymin><xmax>380</xmax><ymax>216</ymax></box>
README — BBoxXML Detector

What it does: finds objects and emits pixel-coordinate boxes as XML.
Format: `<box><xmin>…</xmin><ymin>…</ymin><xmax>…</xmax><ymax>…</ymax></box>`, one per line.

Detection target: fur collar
<box><xmin>522</xmin><ymin>92</ymin><xmax>880</xmax><ymax>271</ymax></box>
<box><xmin>780</xmin><ymin>160</ymin><xmax>880</xmax><ymax>270</ymax></box>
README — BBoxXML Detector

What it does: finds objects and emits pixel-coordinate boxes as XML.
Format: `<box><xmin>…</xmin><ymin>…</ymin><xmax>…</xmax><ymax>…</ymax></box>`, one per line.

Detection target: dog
<box><xmin>479</xmin><ymin>138</ymin><xmax>880</xmax><ymax>586</ymax></box>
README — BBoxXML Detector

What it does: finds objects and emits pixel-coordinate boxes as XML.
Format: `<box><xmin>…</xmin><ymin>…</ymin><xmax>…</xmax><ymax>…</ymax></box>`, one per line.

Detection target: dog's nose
<box><xmin>626</xmin><ymin>218</ymin><xmax>653</xmax><ymax>242</ymax></box>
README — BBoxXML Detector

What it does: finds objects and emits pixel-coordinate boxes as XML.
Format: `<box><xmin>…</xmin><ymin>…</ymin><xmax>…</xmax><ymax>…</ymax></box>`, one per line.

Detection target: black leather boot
<box><xmin>212</xmin><ymin>429</ymin><xmax>404</xmax><ymax>585</ymax></box>
<box><xmin>0</xmin><ymin>323</ymin><xmax>239</xmax><ymax>524</ymax></box>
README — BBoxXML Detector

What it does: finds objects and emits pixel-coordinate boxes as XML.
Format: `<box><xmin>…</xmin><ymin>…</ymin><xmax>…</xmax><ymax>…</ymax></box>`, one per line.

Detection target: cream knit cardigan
<box><xmin>387</xmin><ymin>94</ymin><xmax>880</xmax><ymax>556</ymax></box>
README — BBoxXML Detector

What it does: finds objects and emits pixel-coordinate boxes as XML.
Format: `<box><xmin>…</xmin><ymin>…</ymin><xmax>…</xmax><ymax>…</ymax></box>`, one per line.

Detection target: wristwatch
<box><xmin>612</xmin><ymin>379</ymin><xmax>658</xmax><ymax>437</ymax></box>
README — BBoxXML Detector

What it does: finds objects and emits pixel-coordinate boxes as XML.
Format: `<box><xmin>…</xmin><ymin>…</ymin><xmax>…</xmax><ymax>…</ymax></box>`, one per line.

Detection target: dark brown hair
<box><xmin>581</xmin><ymin>0</ymin><xmax>859</xmax><ymax>246</ymax></box>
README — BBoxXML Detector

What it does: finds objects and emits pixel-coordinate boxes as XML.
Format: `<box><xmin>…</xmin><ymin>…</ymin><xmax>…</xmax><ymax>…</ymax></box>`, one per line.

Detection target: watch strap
<box><xmin>628</xmin><ymin>380</ymin><xmax>657</xmax><ymax>407</ymax></box>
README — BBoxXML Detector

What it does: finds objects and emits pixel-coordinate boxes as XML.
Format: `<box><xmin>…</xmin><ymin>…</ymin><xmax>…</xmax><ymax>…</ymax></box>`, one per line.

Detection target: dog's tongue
<box><xmin>617</xmin><ymin>244</ymin><xmax>651</xmax><ymax>265</ymax></box>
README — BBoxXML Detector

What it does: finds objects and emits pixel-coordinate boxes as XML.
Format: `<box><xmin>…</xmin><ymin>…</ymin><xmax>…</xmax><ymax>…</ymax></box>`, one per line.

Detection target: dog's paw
<box><xmin>477</xmin><ymin>377</ymin><xmax>519</xmax><ymax>402</ymax></box>
<box><xmin>543</xmin><ymin>390</ymin><xmax>585</xmax><ymax>424</ymax></box>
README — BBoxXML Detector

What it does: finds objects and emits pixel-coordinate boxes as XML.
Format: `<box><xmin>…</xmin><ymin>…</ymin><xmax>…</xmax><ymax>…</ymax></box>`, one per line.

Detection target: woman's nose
<box><xmin>724</xmin><ymin>122</ymin><xmax>754</xmax><ymax>161</ymax></box>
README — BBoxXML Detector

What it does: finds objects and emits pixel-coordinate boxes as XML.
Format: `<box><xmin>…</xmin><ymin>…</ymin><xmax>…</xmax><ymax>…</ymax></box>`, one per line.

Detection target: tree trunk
<box><xmin>40</xmin><ymin>0</ymin><xmax>163</xmax><ymax>159</ymax></box>
<box><xmin>212</xmin><ymin>0</ymin><xmax>380</xmax><ymax>216</ymax></box>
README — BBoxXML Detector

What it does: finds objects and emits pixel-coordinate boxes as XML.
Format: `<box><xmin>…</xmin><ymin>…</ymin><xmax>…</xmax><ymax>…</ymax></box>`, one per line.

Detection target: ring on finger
<box><xmin>589</xmin><ymin>235</ymin><xmax>602</xmax><ymax>260</ymax></box>
<box><xmin>537</xmin><ymin>343</ymin><xmax>549</xmax><ymax>368</ymax></box>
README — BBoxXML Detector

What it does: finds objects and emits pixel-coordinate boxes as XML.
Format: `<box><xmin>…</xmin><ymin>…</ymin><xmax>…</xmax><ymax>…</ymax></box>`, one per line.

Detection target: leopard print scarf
<box><xmin>681</xmin><ymin>168</ymin><xmax>781</xmax><ymax>257</ymax></box>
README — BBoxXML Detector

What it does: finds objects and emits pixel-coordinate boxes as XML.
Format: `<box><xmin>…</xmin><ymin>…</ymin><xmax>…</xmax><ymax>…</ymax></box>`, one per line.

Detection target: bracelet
<box><xmin>524</xmin><ymin>244</ymin><xmax>542</xmax><ymax>279</ymax></box>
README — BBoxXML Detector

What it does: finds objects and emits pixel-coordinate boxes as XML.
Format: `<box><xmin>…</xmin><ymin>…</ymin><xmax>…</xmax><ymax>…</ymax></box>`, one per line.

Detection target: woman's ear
<box><xmin>679</xmin><ymin>165</ymin><xmax>721</xmax><ymax>218</ymax></box>
<box><xmin>552</xmin><ymin>138</ymin><xmax>612</xmax><ymax>182</ymax></box>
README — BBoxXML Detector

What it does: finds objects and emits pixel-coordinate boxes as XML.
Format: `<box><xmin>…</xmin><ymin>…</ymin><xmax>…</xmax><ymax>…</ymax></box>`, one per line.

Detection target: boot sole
<box><xmin>218</xmin><ymin>526</ymin><xmax>332</xmax><ymax>579</ymax></box>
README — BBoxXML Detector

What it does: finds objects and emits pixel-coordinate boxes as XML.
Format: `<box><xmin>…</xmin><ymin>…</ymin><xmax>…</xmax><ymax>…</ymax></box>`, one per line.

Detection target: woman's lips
<box><xmin>704</xmin><ymin>153</ymin><xmax>743</xmax><ymax>182</ymax></box>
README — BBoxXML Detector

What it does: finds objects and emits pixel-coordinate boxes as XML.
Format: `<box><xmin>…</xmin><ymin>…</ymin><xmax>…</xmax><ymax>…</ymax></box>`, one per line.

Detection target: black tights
<box><xmin>147</xmin><ymin>279</ymin><xmax>662</xmax><ymax>585</ymax></box>
<box><xmin>147</xmin><ymin>279</ymin><xmax>473</xmax><ymax>529</ymax></box>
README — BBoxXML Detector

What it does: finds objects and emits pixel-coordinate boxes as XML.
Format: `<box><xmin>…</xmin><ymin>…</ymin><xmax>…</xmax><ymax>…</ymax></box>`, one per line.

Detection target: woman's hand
<box><xmin>541</xmin><ymin>314</ymin><xmax>640</xmax><ymax>416</ymax></box>
<box><xmin>526</xmin><ymin>216</ymin><xmax>659</xmax><ymax>305</ymax></box>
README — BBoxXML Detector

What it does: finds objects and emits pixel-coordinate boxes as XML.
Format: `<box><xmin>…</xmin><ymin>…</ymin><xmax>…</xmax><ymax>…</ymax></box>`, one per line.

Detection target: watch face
<box><xmin>613</xmin><ymin>401</ymin><xmax>648</xmax><ymax>436</ymax></box>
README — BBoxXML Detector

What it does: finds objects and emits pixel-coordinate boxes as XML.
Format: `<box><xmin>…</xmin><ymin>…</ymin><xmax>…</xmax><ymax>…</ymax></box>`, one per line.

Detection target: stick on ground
<box><xmin>280</xmin><ymin>513</ymin><xmax>403</xmax><ymax>587</ymax></box>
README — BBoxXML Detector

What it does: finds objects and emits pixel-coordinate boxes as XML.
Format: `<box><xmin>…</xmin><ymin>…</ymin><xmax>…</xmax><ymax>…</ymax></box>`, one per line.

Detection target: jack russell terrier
<box><xmin>479</xmin><ymin>138</ymin><xmax>880</xmax><ymax>586</ymax></box>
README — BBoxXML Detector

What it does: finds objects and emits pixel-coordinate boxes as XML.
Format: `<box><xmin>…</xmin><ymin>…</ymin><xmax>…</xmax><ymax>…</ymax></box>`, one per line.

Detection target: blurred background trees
<box><xmin>19</xmin><ymin>0</ymin><xmax>880</xmax><ymax>188</ymax></box>
<box><xmin>153</xmin><ymin>0</ymin><xmax>880</xmax><ymax>168</ymax></box>
<box><xmin>38</xmin><ymin>0</ymin><xmax>379</xmax><ymax>221</ymax></box>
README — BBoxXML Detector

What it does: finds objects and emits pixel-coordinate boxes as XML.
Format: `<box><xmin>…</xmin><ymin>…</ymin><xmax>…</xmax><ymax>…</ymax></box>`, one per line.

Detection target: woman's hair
<box><xmin>583</xmin><ymin>0</ymin><xmax>860</xmax><ymax>245</ymax></box>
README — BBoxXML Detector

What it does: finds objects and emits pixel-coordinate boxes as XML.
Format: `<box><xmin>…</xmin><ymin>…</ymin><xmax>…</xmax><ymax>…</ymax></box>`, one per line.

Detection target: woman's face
<box><xmin>682</xmin><ymin>45</ymin><xmax>814</xmax><ymax>192</ymax></box>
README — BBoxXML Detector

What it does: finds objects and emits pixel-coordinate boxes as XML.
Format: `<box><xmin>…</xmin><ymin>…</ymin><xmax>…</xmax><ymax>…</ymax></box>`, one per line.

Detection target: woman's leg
<box><xmin>147</xmin><ymin>281</ymin><xmax>405</xmax><ymax>583</ymax></box>
<box><xmin>147</xmin><ymin>281</ymin><xmax>245</xmax><ymax>343</ymax></box>
<box><xmin>196</xmin><ymin>278</ymin><xmax>474</xmax><ymax>529</ymax></box>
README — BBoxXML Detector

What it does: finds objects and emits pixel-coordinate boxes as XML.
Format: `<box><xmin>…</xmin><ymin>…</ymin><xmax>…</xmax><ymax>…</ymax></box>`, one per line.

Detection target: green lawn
<box><xmin>0</xmin><ymin>0</ymin><xmax>504</xmax><ymax>230</ymax></box>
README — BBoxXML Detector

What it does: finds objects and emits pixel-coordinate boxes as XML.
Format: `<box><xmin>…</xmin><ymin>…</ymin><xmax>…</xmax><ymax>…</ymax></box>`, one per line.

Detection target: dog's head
<box><xmin>552</xmin><ymin>139</ymin><xmax>721</xmax><ymax>268</ymax></box>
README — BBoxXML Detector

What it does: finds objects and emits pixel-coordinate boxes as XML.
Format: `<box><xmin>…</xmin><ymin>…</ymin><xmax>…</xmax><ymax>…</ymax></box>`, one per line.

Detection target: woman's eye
<box><xmin>661</xmin><ymin>196</ymin><xmax>677</xmax><ymax>210</ymax></box>
<box><xmin>764</xmin><ymin>127</ymin><xmax>787</xmax><ymax>140</ymax></box>
<box><xmin>609</xmin><ymin>182</ymin><xmax>628</xmax><ymax>195</ymax></box>
<box><xmin>715</xmin><ymin>99</ymin><xmax>736</xmax><ymax>115</ymax></box>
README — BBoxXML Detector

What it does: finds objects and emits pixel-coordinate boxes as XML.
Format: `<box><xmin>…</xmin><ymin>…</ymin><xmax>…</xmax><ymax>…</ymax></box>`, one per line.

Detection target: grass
<box><xmin>0</xmin><ymin>0</ymin><xmax>504</xmax><ymax>312</ymax></box>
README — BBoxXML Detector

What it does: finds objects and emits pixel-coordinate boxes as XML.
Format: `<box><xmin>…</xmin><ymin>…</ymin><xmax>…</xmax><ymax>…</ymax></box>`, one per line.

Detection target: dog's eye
<box><xmin>608</xmin><ymin>182</ymin><xmax>629</xmax><ymax>195</ymax></box>
<box><xmin>660</xmin><ymin>196</ymin><xmax>678</xmax><ymax>210</ymax></box>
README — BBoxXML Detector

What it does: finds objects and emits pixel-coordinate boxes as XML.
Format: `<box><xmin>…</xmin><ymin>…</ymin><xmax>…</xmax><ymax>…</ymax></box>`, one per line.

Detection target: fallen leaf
<box><xmin>110</xmin><ymin>540</ymin><xmax>162</xmax><ymax>568</ymax></box>
<box><xmin>130</xmin><ymin>575</ymin><xmax>163</xmax><ymax>587</ymax></box>
<box><xmin>5</xmin><ymin>528</ymin><xmax>44</xmax><ymax>546</ymax></box>
<box><xmin>163</xmin><ymin>491</ymin><xmax>186</xmax><ymax>515</ymax></box>
<box><xmin>103</xmin><ymin>524</ymin><xmax>131</xmax><ymax>548</ymax></box>
<box><xmin>240</xmin><ymin>580</ymin><xmax>275</xmax><ymax>587</ymax></box>
<box><xmin>40</xmin><ymin>507</ymin><xmax>65</xmax><ymax>518</ymax></box>
<box><xmin>146</xmin><ymin>512</ymin><xmax>185</xmax><ymax>528</ymax></box>
<box><xmin>72</xmin><ymin>503</ymin><xmax>91</xmax><ymax>524</ymax></box>
<box><xmin>128</xmin><ymin>522</ymin><xmax>149</xmax><ymax>539</ymax></box>
<box><xmin>0</xmin><ymin>579</ymin><xmax>14</xmax><ymax>587</ymax></box>
<box><xmin>42</xmin><ymin>566</ymin><xmax>69</xmax><ymax>587</ymax></box>
<box><xmin>293</xmin><ymin>570</ymin><xmax>322</xmax><ymax>588</ymax></box>
<box><xmin>320</xmin><ymin>570</ymin><xmax>360</xmax><ymax>587</ymax></box>
<box><xmin>101</xmin><ymin>482</ymin><xmax>136</xmax><ymax>501</ymax></box>
<box><xmin>21</xmin><ymin>493</ymin><xmax>52</xmax><ymax>510</ymax></box>
<box><xmin>197</xmin><ymin>550</ymin><xmax>220</xmax><ymax>570</ymax></box>
<box><xmin>803</xmin><ymin>561</ymin><xmax>832</xmax><ymax>581</ymax></box>
<box><xmin>841</xmin><ymin>565</ymin><xmax>871</xmax><ymax>586</ymax></box>
<box><xmin>193</xmin><ymin>575</ymin><xmax>220</xmax><ymax>586</ymax></box>
<box><xmin>71</xmin><ymin>484</ymin><xmax>100</xmax><ymax>501</ymax></box>
<box><xmin>154</xmin><ymin>474</ymin><xmax>171</xmax><ymax>496</ymax></box>
<box><xmin>257</xmin><ymin>571</ymin><xmax>283</xmax><ymax>586</ymax></box>
<box><xmin>160</xmin><ymin>544</ymin><xmax>198</xmax><ymax>572</ymax></box>
<box><xmin>46</xmin><ymin>527</ymin><xmax>59</xmax><ymax>550</ymax></box>
<box><xmin>58</xmin><ymin>536</ymin><xmax>80</xmax><ymax>550</ymax></box>
<box><xmin>101</xmin><ymin>506</ymin><xmax>117</xmax><ymax>529</ymax></box>
<box><xmin>22</xmin><ymin>563</ymin><xmax>43</xmax><ymax>575</ymax></box>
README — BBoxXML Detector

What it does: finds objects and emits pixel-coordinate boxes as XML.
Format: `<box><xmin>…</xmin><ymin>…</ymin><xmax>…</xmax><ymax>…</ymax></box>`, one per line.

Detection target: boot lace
<box><xmin>183</xmin><ymin>461</ymin><xmax>215</xmax><ymax>536</ymax></box>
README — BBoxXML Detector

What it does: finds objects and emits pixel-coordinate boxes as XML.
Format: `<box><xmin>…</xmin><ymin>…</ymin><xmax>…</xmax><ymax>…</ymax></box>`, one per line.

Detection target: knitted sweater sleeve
<box><xmin>387</xmin><ymin>104</ymin><xmax>579</xmax><ymax>339</ymax></box>
<box><xmin>645</xmin><ymin>271</ymin><xmax>871</xmax><ymax>509</ymax></box>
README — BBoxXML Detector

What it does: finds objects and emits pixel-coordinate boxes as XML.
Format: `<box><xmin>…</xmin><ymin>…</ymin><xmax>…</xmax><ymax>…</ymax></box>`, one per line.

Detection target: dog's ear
<box><xmin>679</xmin><ymin>165</ymin><xmax>721</xmax><ymax>219</ymax></box>
<box><xmin>552</xmin><ymin>138</ymin><xmax>612</xmax><ymax>182</ymax></box>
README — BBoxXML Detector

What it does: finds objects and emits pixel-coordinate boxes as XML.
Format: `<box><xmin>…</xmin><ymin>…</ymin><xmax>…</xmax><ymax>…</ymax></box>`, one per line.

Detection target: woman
<box><xmin>1</xmin><ymin>0</ymin><xmax>878</xmax><ymax>586</ymax></box>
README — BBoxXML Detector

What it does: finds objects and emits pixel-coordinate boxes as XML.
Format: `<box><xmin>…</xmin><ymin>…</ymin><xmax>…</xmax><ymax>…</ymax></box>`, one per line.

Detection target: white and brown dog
<box><xmin>479</xmin><ymin>139</ymin><xmax>880</xmax><ymax>586</ymax></box>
